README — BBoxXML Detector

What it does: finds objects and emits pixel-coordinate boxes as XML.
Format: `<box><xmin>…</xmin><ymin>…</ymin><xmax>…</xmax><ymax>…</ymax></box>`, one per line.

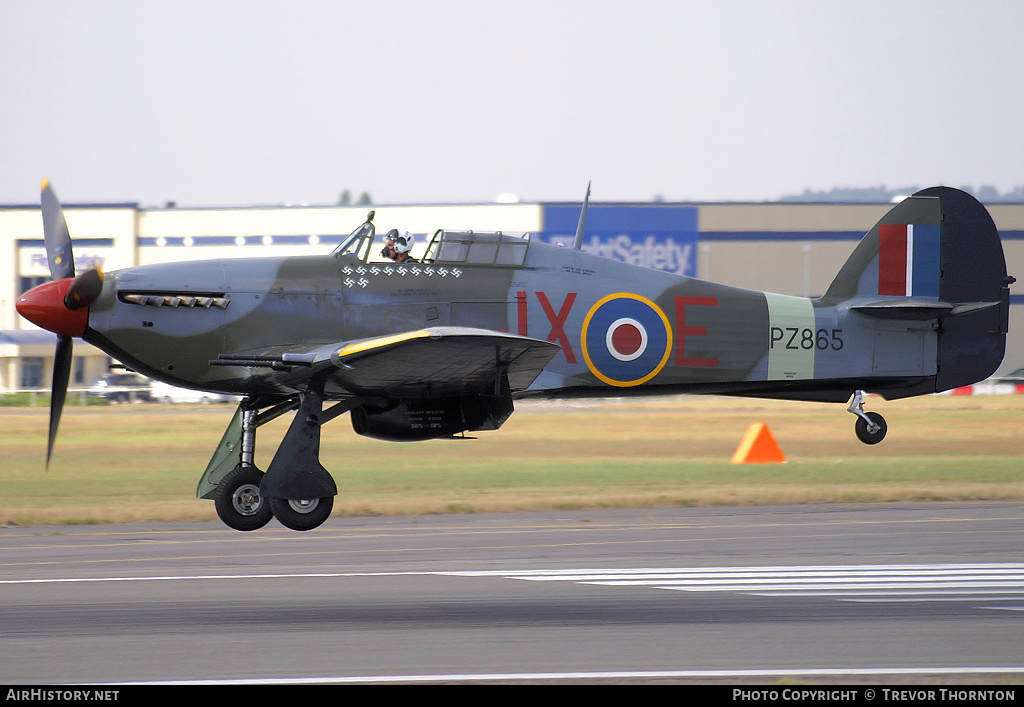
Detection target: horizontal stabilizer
<box><xmin>849</xmin><ymin>299</ymin><xmax>999</xmax><ymax>321</ymax></box>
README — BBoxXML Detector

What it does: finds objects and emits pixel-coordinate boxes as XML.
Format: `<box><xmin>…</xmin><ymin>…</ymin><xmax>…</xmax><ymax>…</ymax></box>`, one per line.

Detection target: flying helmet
<box><xmin>394</xmin><ymin>231</ymin><xmax>414</xmax><ymax>254</ymax></box>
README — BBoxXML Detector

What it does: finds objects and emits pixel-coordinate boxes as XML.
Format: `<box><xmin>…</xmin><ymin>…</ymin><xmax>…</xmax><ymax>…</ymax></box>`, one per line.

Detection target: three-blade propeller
<box><xmin>18</xmin><ymin>181</ymin><xmax>105</xmax><ymax>466</ymax></box>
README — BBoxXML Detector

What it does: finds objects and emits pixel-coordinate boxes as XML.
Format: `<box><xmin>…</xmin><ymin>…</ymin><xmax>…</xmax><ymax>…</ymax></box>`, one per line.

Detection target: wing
<box><xmin>212</xmin><ymin>327</ymin><xmax>561</xmax><ymax>398</ymax></box>
<box><xmin>330</xmin><ymin>327</ymin><xmax>561</xmax><ymax>397</ymax></box>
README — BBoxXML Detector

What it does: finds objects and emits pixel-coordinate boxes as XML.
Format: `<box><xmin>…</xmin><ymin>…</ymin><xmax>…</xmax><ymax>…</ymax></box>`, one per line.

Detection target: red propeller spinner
<box><xmin>16</xmin><ymin>277</ymin><xmax>91</xmax><ymax>338</ymax></box>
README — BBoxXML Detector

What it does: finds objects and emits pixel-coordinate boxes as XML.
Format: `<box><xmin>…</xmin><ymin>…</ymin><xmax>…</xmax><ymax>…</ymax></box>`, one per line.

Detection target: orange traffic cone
<box><xmin>730</xmin><ymin>422</ymin><xmax>787</xmax><ymax>464</ymax></box>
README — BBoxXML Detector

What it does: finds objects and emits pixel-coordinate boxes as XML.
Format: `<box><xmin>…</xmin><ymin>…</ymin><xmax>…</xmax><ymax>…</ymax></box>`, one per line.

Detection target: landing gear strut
<box><xmin>199</xmin><ymin>392</ymin><xmax>361</xmax><ymax>532</ymax></box>
<box><xmin>212</xmin><ymin>408</ymin><xmax>274</xmax><ymax>530</ymax></box>
<box><xmin>848</xmin><ymin>390</ymin><xmax>887</xmax><ymax>445</ymax></box>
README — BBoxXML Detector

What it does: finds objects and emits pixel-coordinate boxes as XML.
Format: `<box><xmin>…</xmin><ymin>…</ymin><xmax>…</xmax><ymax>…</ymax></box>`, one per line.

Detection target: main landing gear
<box><xmin>269</xmin><ymin>496</ymin><xmax>334</xmax><ymax>532</ymax></box>
<box><xmin>847</xmin><ymin>389</ymin><xmax>887</xmax><ymax>445</ymax></box>
<box><xmin>199</xmin><ymin>392</ymin><xmax>355</xmax><ymax>532</ymax></box>
<box><xmin>212</xmin><ymin>464</ymin><xmax>335</xmax><ymax>532</ymax></box>
<box><xmin>214</xmin><ymin>464</ymin><xmax>273</xmax><ymax>531</ymax></box>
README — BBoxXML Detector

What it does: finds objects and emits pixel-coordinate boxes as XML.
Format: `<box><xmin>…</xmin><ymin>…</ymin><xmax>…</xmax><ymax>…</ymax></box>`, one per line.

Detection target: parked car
<box><xmin>151</xmin><ymin>381</ymin><xmax>237</xmax><ymax>404</ymax></box>
<box><xmin>89</xmin><ymin>372</ymin><xmax>152</xmax><ymax>403</ymax></box>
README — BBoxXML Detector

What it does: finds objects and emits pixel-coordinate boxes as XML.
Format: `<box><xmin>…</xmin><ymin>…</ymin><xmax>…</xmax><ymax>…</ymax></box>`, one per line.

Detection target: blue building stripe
<box><xmin>137</xmin><ymin>234</ymin><xmax>349</xmax><ymax>247</ymax></box>
<box><xmin>703</xmin><ymin>229</ymin><xmax>1024</xmax><ymax>242</ymax></box>
<box><xmin>18</xmin><ymin>238</ymin><xmax>115</xmax><ymax>247</ymax></box>
<box><xmin>700</xmin><ymin>231</ymin><xmax>864</xmax><ymax>242</ymax></box>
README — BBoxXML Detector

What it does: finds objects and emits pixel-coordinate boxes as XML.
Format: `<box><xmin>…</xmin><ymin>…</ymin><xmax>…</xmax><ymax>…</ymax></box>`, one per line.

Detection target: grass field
<box><xmin>1</xmin><ymin>393</ymin><xmax>1022</xmax><ymax>526</ymax></box>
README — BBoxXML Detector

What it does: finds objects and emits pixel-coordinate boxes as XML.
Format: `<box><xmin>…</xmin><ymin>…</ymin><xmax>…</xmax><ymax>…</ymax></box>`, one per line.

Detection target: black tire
<box><xmin>214</xmin><ymin>465</ymin><xmax>273</xmax><ymax>531</ymax></box>
<box><xmin>269</xmin><ymin>495</ymin><xmax>334</xmax><ymax>531</ymax></box>
<box><xmin>854</xmin><ymin>411</ymin><xmax>887</xmax><ymax>445</ymax></box>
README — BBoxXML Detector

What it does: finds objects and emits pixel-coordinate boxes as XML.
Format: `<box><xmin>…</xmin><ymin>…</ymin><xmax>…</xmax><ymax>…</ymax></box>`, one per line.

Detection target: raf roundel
<box><xmin>581</xmin><ymin>293</ymin><xmax>673</xmax><ymax>386</ymax></box>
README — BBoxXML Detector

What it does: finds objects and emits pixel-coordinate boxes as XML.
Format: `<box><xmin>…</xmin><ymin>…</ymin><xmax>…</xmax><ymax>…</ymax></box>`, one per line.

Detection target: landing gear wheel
<box><xmin>855</xmin><ymin>411</ymin><xmax>887</xmax><ymax>445</ymax></box>
<box><xmin>215</xmin><ymin>465</ymin><xmax>273</xmax><ymax>531</ymax></box>
<box><xmin>269</xmin><ymin>495</ymin><xmax>334</xmax><ymax>531</ymax></box>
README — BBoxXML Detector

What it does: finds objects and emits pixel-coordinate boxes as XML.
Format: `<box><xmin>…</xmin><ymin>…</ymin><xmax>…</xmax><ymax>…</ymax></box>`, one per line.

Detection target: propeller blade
<box><xmin>48</xmin><ymin>334</ymin><xmax>73</xmax><ymax>468</ymax></box>
<box><xmin>41</xmin><ymin>178</ymin><xmax>75</xmax><ymax>281</ymax></box>
<box><xmin>64</xmin><ymin>268</ymin><xmax>104</xmax><ymax>310</ymax></box>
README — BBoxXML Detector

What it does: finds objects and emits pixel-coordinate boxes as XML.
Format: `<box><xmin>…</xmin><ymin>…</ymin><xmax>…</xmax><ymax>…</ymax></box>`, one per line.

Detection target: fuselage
<box><xmin>78</xmin><ymin>235</ymin><xmax>938</xmax><ymax>403</ymax></box>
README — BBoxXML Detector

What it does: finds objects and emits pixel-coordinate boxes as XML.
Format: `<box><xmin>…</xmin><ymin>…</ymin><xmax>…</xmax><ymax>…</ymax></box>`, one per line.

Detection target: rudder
<box><xmin>922</xmin><ymin>187</ymin><xmax>1012</xmax><ymax>390</ymax></box>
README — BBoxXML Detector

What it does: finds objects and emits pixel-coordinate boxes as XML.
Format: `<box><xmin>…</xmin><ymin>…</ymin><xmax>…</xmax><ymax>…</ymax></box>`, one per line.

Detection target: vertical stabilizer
<box><xmin>822</xmin><ymin>187</ymin><xmax>1011</xmax><ymax>391</ymax></box>
<box><xmin>822</xmin><ymin>193</ymin><xmax>944</xmax><ymax>303</ymax></box>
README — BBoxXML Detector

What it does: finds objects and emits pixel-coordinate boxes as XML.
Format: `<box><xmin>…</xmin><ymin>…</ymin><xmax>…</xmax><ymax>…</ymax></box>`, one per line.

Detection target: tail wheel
<box><xmin>215</xmin><ymin>465</ymin><xmax>273</xmax><ymax>531</ymax></box>
<box><xmin>855</xmin><ymin>411</ymin><xmax>887</xmax><ymax>445</ymax></box>
<box><xmin>269</xmin><ymin>495</ymin><xmax>334</xmax><ymax>531</ymax></box>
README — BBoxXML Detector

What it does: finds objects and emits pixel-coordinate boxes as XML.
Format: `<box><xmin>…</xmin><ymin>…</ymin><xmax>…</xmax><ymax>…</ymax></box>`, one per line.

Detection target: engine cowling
<box><xmin>350</xmin><ymin>395</ymin><xmax>514</xmax><ymax>442</ymax></box>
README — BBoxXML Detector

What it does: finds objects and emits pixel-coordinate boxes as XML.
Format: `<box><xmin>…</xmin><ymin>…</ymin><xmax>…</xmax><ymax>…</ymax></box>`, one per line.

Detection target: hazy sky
<box><xmin>2</xmin><ymin>0</ymin><xmax>1022</xmax><ymax>207</ymax></box>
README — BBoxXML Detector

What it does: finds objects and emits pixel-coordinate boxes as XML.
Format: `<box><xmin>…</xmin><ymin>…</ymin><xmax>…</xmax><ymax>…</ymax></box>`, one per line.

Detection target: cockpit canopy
<box><xmin>425</xmin><ymin>230</ymin><xmax>530</xmax><ymax>266</ymax></box>
<box><xmin>333</xmin><ymin>211</ymin><xmax>531</xmax><ymax>266</ymax></box>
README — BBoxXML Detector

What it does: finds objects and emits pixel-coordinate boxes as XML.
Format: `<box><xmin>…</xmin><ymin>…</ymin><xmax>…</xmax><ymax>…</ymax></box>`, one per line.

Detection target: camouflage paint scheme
<box><xmin>19</xmin><ymin>185</ymin><xmax>1013</xmax><ymax>530</ymax></box>
<box><xmin>85</xmin><ymin>187</ymin><xmax>1009</xmax><ymax>404</ymax></box>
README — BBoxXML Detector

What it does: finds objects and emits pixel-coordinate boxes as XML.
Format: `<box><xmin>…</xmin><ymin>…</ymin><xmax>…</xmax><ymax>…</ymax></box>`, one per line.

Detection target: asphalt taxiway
<box><xmin>1</xmin><ymin>502</ymin><xmax>1022</xmax><ymax>684</ymax></box>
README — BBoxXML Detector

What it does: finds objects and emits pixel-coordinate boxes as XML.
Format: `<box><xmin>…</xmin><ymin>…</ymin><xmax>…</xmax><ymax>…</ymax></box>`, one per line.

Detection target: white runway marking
<box><xmin>5</xmin><ymin>563</ymin><xmax>1023</xmax><ymax>607</ymax></box>
<box><xmin>449</xmin><ymin>563</ymin><xmax>1024</xmax><ymax>606</ymax></box>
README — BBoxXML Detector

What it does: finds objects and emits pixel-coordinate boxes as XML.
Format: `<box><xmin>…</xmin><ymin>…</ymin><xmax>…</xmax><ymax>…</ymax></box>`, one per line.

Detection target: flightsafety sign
<box><xmin>541</xmin><ymin>204</ymin><xmax>699</xmax><ymax>277</ymax></box>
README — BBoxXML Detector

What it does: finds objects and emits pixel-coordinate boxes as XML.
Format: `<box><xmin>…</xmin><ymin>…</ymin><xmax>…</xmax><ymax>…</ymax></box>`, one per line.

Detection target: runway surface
<box><xmin>1</xmin><ymin>502</ymin><xmax>1023</xmax><ymax>684</ymax></box>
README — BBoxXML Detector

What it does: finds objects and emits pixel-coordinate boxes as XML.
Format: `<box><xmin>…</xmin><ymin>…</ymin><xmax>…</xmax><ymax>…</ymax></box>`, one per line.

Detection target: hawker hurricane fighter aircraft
<box><xmin>17</xmin><ymin>182</ymin><xmax>1013</xmax><ymax>531</ymax></box>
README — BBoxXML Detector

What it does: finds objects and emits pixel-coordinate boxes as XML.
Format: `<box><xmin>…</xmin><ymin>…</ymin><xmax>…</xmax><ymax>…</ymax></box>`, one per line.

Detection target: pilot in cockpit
<box><xmin>381</xmin><ymin>229</ymin><xmax>417</xmax><ymax>263</ymax></box>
